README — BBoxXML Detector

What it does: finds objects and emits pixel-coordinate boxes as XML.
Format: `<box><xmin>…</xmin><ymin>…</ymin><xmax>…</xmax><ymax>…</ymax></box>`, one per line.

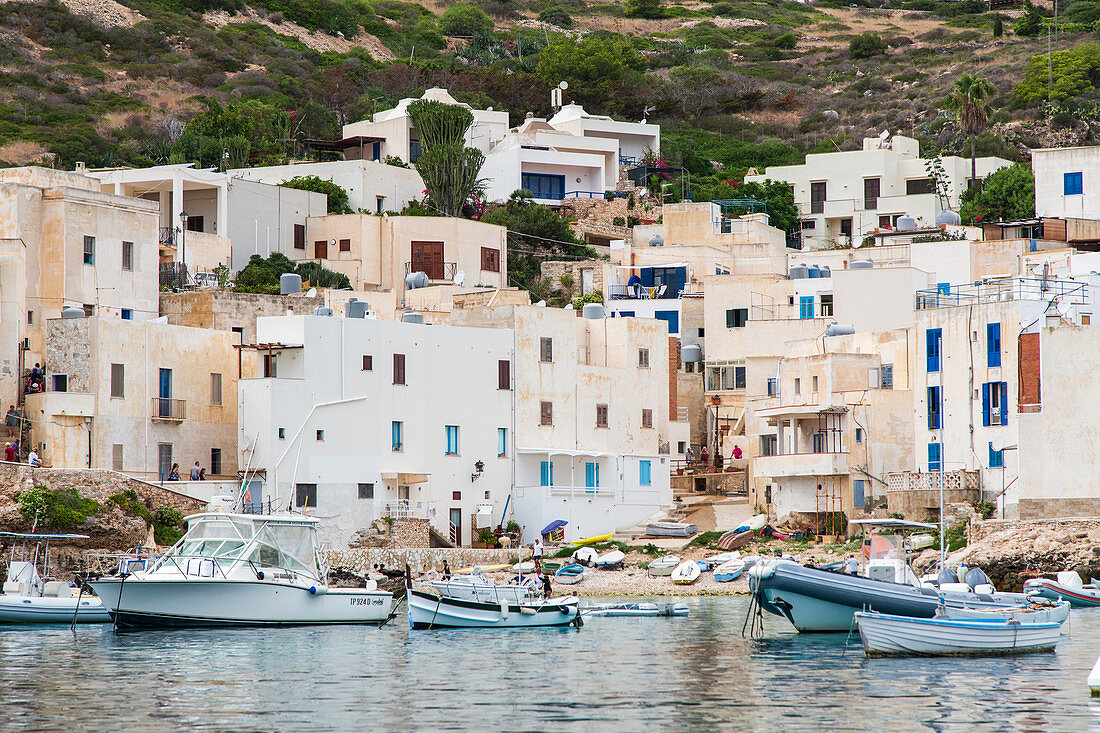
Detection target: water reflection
<box><xmin>0</xmin><ymin>599</ymin><xmax>1098</xmax><ymax>731</ymax></box>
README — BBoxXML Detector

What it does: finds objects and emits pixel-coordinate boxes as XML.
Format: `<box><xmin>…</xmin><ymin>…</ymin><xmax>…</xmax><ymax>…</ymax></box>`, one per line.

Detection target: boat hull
<box><xmin>750</xmin><ymin>560</ymin><xmax>1027</xmax><ymax>632</ymax></box>
<box><xmin>89</xmin><ymin>578</ymin><xmax>393</xmax><ymax>628</ymax></box>
<box><xmin>429</xmin><ymin>579</ymin><xmax>534</xmax><ymax>603</ymax></box>
<box><xmin>938</xmin><ymin>601</ymin><xmax>1071</xmax><ymax>625</ymax></box>
<box><xmin>408</xmin><ymin>590</ymin><xmax>580</xmax><ymax>629</ymax></box>
<box><xmin>0</xmin><ymin>594</ymin><xmax>111</xmax><ymax>624</ymax></box>
<box><xmin>1024</xmin><ymin>579</ymin><xmax>1100</xmax><ymax>607</ymax></box>
<box><xmin>856</xmin><ymin>611</ymin><xmax>1061</xmax><ymax>656</ymax></box>
<box><xmin>583</xmin><ymin>602</ymin><xmax>688</xmax><ymax>617</ymax></box>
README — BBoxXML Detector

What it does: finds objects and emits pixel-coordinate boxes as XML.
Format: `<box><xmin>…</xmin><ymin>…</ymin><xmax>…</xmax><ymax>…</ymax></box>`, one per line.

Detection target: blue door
<box><xmin>158</xmin><ymin>368</ymin><xmax>172</xmax><ymax>417</ymax></box>
<box><xmin>584</xmin><ymin>462</ymin><xmax>599</xmax><ymax>493</ymax></box>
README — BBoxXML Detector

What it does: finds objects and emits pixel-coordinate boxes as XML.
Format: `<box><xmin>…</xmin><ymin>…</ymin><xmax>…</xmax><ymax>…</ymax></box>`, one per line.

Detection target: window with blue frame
<box><xmin>540</xmin><ymin>460</ymin><xmax>554</xmax><ymax>487</ymax></box>
<box><xmin>927</xmin><ymin>386</ymin><xmax>942</xmax><ymax>430</ymax></box>
<box><xmin>391</xmin><ymin>421</ymin><xmax>403</xmax><ymax>451</ymax></box>
<box><xmin>445</xmin><ymin>425</ymin><xmax>459</xmax><ymax>455</ymax></box>
<box><xmin>799</xmin><ymin>296</ymin><xmax>814</xmax><ymax>319</ymax></box>
<box><xmin>928</xmin><ymin>442</ymin><xmax>942</xmax><ymax>471</ymax></box>
<box><xmin>497</xmin><ymin>427</ymin><xmax>507</xmax><ymax>458</ymax></box>
<box><xmin>640</xmin><ymin>460</ymin><xmax>651</xmax><ymax>486</ymax></box>
<box><xmin>987</xmin><ymin>323</ymin><xmax>1001</xmax><ymax>367</ymax></box>
<box><xmin>926</xmin><ymin>328</ymin><xmax>942</xmax><ymax>373</ymax></box>
<box><xmin>654</xmin><ymin>310</ymin><xmax>679</xmax><ymax>334</ymax></box>
<box><xmin>1065</xmin><ymin>171</ymin><xmax>1083</xmax><ymax>196</ymax></box>
<box><xmin>121</xmin><ymin>308</ymin><xmax>133</xmax><ymax>320</ymax></box>
<box><xmin>982</xmin><ymin>381</ymin><xmax>1009</xmax><ymax>426</ymax></box>
<box><xmin>989</xmin><ymin>442</ymin><xmax>1004</xmax><ymax>468</ymax></box>
<box><xmin>584</xmin><ymin>462</ymin><xmax>600</xmax><ymax>492</ymax></box>
<box><xmin>521</xmin><ymin>173</ymin><xmax>565</xmax><ymax>200</ymax></box>
<box><xmin>853</xmin><ymin>479</ymin><xmax>866</xmax><ymax>509</ymax></box>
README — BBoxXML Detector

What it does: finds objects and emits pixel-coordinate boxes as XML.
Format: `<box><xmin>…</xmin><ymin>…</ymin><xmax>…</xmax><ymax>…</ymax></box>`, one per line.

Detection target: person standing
<box><xmin>533</xmin><ymin>534</ymin><xmax>544</xmax><ymax>572</ymax></box>
<box><xmin>190</xmin><ymin>461</ymin><xmax>201</xmax><ymax>480</ymax></box>
<box><xmin>168</xmin><ymin>463</ymin><xmax>180</xmax><ymax>481</ymax></box>
<box><xmin>5</xmin><ymin>405</ymin><xmax>18</xmax><ymax>438</ymax></box>
<box><xmin>684</xmin><ymin>445</ymin><xmax>694</xmax><ymax>464</ymax></box>
<box><xmin>4</xmin><ymin>442</ymin><xmax>15</xmax><ymax>463</ymax></box>
<box><xmin>541</xmin><ymin>572</ymin><xmax>553</xmax><ymax>598</ymax></box>
<box><xmin>198</xmin><ymin>467</ymin><xmax>206</xmax><ymax>481</ymax></box>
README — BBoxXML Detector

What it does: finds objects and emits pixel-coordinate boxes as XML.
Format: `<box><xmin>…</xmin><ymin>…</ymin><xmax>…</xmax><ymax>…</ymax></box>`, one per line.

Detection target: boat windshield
<box><xmin>868</xmin><ymin>533</ymin><xmax>902</xmax><ymax>561</ymax></box>
<box><xmin>175</xmin><ymin>517</ymin><xmax>255</xmax><ymax>561</ymax></box>
<box><xmin>245</xmin><ymin>523</ymin><xmax>318</xmax><ymax>579</ymax></box>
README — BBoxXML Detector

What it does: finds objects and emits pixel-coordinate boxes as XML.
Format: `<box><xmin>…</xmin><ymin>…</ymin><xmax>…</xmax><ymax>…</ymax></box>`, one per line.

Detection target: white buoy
<box><xmin>1088</xmin><ymin>655</ymin><xmax>1100</xmax><ymax>697</ymax></box>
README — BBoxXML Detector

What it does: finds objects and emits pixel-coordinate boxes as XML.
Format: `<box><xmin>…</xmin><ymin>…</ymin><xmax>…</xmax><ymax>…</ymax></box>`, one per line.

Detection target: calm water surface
<box><xmin>3</xmin><ymin>597</ymin><xmax>1100</xmax><ymax>731</ymax></box>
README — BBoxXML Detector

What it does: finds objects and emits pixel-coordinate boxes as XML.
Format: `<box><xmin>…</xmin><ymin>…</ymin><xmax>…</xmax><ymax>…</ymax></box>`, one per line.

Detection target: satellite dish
<box><xmin>879</xmin><ymin>129</ymin><xmax>890</xmax><ymax>140</ymax></box>
<box><xmin>535</xmin><ymin>300</ymin><xmax>547</xmax><ymax>307</ymax></box>
<box><xmin>306</xmin><ymin>288</ymin><xmax>317</xmax><ymax>297</ymax></box>
<box><xmin>454</xmin><ymin>270</ymin><xmax>466</xmax><ymax>286</ymax></box>
<box><xmin>559</xmin><ymin>81</ymin><xmax>568</xmax><ymax>90</ymax></box>
<box><xmin>990</xmin><ymin>436</ymin><xmax>1016</xmax><ymax>453</ymax></box>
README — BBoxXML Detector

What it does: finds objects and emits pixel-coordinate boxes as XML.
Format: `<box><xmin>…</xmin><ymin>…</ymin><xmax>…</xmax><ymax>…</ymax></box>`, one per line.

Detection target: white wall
<box><xmin>1032</xmin><ymin>146</ymin><xmax>1096</xmax><ymax>220</ymax></box>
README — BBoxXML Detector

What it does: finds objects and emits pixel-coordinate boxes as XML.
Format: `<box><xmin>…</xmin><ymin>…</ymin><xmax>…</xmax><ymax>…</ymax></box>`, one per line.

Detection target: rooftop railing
<box><xmin>915</xmin><ymin>277</ymin><xmax>1089</xmax><ymax>310</ymax></box>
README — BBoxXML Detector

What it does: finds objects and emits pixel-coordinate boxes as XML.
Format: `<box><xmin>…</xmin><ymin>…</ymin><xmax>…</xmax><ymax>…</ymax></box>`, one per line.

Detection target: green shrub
<box><xmin>280</xmin><ymin>175</ymin><xmax>352</xmax><ymax>214</ymax></box>
<box><xmin>849</xmin><ymin>33</ymin><xmax>887</xmax><ymax>59</ymax></box>
<box><xmin>439</xmin><ymin>4</ymin><xmax>494</xmax><ymax>36</ymax></box>
<box><xmin>571</xmin><ymin>290</ymin><xmax>604</xmax><ymax>310</ymax></box>
<box><xmin>686</xmin><ymin>530</ymin><xmax>724</xmax><ymax>549</ymax></box>
<box><xmin>625</xmin><ymin>0</ymin><xmax>667</xmax><ymax>18</ymax></box>
<box><xmin>537</xmin><ymin>6</ymin><xmax>574</xmax><ymax>27</ymax></box>
<box><xmin>774</xmin><ymin>32</ymin><xmax>798</xmax><ymax>49</ymax></box>
<box><xmin>17</xmin><ymin>486</ymin><xmax>100</xmax><ymax>530</ymax></box>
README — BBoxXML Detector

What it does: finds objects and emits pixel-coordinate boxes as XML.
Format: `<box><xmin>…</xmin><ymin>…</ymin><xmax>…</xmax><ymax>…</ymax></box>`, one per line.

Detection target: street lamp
<box><xmin>179</xmin><ymin>210</ymin><xmax>188</xmax><ymax>287</ymax></box>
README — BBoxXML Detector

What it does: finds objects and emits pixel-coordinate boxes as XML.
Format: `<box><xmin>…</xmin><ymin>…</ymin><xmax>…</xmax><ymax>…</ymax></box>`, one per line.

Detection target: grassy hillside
<box><xmin>0</xmin><ymin>0</ymin><xmax>1097</xmax><ymax>192</ymax></box>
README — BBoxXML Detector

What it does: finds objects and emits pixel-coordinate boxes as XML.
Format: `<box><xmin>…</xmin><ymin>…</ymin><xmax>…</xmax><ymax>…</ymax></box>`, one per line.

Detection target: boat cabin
<box><xmin>850</xmin><ymin>519</ymin><xmax>937</xmax><ymax>587</ymax></box>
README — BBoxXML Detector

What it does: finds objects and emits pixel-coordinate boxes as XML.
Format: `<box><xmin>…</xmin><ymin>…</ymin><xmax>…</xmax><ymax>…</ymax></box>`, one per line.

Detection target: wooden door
<box><xmin>411</xmin><ymin>241</ymin><xmax>444</xmax><ymax>279</ymax></box>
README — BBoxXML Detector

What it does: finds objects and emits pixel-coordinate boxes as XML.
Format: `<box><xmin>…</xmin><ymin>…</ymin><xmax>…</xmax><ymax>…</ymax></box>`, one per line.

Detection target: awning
<box><xmin>380</xmin><ymin>472</ymin><xmax>430</xmax><ymax>484</ymax></box>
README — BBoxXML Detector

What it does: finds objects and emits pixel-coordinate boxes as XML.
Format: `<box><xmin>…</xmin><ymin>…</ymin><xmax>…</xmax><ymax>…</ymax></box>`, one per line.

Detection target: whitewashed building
<box><xmin>238</xmin><ymin>314</ymin><xmax>515</xmax><ymax>548</ymax></box>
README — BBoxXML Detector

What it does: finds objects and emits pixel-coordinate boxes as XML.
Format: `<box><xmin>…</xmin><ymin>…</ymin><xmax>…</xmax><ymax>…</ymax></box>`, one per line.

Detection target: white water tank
<box><xmin>649</xmin><ymin>234</ymin><xmax>664</xmax><ymax>247</ymax></box>
<box><xmin>582</xmin><ymin>303</ymin><xmax>605</xmax><ymax>319</ymax></box>
<box><xmin>789</xmin><ymin>264</ymin><xmax>809</xmax><ymax>279</ymax></box>
<box><xmin>850</xmin><ymin>260</ymin><xmax>873</xmax><ymax>270</ymax></box>
<box><xmin>681</xmin><ymin>344</ymin><xmax>703</xmax><ymax>362</ymax></box>
<box><xmin>897</xmin><ymin>215</ymin><xmax>917</xmax><ymax>231</ymax></box>
<box><xmin>280</xmin><ymin>273</ymin><xmax>302</xmax><ymax>295</ymax></box>
<box><xmin>314</xmin><ymin>306</ymin><xmax>333</xmax><ymax>316</ymax></box>
<box><xmin>61</xmin><ymin>305</ymin><xmax>86</xmax><ymax>318</ymax></box>
<box><xmin>347</xmin><ymin>300</ymin><xmax>369</xmax><ymax>319</ymax></box>
<box><xmin>401</xmin><ymin>312</ymin><xmax>425</xmax><ymax>325</ymax></box>
<box><xmin>405</xmin><ymin>271</ymin><xmax>429</xmax><ymax>289</ymax></box>
<box><xmin>936</xmin><ymin>209</ymin><xmax>962</xmax><ymax>227</ymax></box>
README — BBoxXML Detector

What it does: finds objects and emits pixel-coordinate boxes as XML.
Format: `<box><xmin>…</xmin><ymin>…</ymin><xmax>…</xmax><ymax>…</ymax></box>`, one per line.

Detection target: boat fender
<box><xmin>314</xmin><ymin>585</ymin><xmax>328</xmax><ymax>595</ymax></box>
<box><xmin>559</xmin><ymin>605</ymin><xmax>570</xmax><ymax>614</ymax></box>
<box><xmin>500</xmin><ymin>601</ymin><xmax>510</xmax><ymax>619</ymax></box>
<box><xmin>520</xmin><ymin>607</ymin><xmax>538</xmax><ymax>615</ymax></box>
<box><xmin>256</xmin><ymin>571</ymin><xmax>265</xmax><ymax>580</ymax></box>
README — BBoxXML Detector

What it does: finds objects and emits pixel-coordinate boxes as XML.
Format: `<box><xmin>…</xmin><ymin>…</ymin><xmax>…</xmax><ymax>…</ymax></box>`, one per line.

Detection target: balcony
<box><xmin>755</xmin><ymin>451</ymin><xmax>849</xmax><ymax>478</ymax></box>
<box><xmin>26</xmin><ymin>391</ymin><xmax>94</xmax><ymax>418</ymax></box>
<box><xmin>404</xmin><ymin>260</ymin><xmax>458</xmax><ymax>283</ymax></box>
<box><xmin>915</xmin><ymin>277</ymin><xmax>1089</xmax><ymax>310</ymax></box>
<box><xmin>608</xmin><ymin>284</ymin><xmax>678</xmax><ymax>300</ymax></box>
<box><xmin>151</xmin><ymin>397</ymin><xmax>186</xmax><ymax>421</ymax></box>
<box><xmin>520</xmin><ymin>484</ymin><xmax>616</xmax><ymax>498</ymax></box>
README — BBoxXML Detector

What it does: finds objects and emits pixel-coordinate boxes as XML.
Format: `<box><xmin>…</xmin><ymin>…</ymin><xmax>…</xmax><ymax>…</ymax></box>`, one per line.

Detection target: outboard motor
<box><xmin>964</xmin><ymin>567</ymin><xmax>992</xmax><ymax>590</ymax></box>
<box><xmin>936</xmin><ymin>568</ymin><xmax>957</xmax><ymax>587</ymax></box>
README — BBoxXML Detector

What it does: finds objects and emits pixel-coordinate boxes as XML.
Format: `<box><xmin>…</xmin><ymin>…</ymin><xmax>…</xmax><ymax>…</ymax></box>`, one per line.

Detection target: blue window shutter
<box><xmin>618</xmin><ymin>310</ymin><xmax>635</xmax><ymax>317</ymax></box>
<box><xmin>655</xmin><ymin>310</ymin><xmax>679</xmax><ymax>334</ymax></box>
<box><xmin>640</xmin><ymin>460</ymin><xmax>651</xmax><ymax>486</ymax></box>
<box><xmin>853</xmin><ymin>479</ymin><xmax>865</xmax><ymax>509</ymax></box>
<box><xmin>928</xmin><ymin>442</ymin><xmax>941</xmax><ymax>471</ymax></box>
<box><xmin>799</xmin><ymin>296</ymin><xmax>814</xmax><ymax>319</ymax></box>
<box><xmin>927</xmin><ymin>386</ymin><xmax>940</xmax><ymax>430</ymax></box>
<box><xmin>1065</xmin><ymin>172</ymin><xmax>1083</xmax><ymax>196</ymax></box>
<box><xmin>540</xmin><ymin>461</ymin><xmax>549</xmax><ymax>486</ymax></box>
<box><xmin>926</xmin><ymin>328</ymin><xmax>941</xmax><ymax>372</ymax></box>
<box><xmin>1000</xmin><ymin>382</ymin><xmax>1008</xmax><ymax>425</ymax></box>
<box><xmin>987</xmin><ymin>323</ymin><xmax>1001</xmax><ymax>367</ymax></box>
<box><xmin>982</xmin><ymin>383</ymin><xmax>991</xmax><ymax>426</ymax></box>
<box><xmin>595</xmin><ymin>462</ymin><xmax>600</xmax><ymax>487</ymax></box>
<box><xmin>989</xmin><ymin>442</ymin><xmax>1003</xmax><ymax>468</ymax></box>
<box><xmin>675</xmin><ymin>267</ymin><xmax>687</xmax><ymax>297</ymax></box>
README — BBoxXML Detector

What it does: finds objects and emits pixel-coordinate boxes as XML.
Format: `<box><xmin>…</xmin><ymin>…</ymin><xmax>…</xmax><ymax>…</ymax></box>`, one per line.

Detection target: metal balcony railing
<box><xmin>159</xmin><ymin>227</ymin><xmax>175</xmax><ymax>245</ymax></box>
<box><xmin>151</xmin><ymin>397</ymin><xmax>186</xmax><ymax>421</ymax></box>
<box><xmin>404</xmin><ymin>261</ymin><xmax>457</xmax><ymax>282</ymax></box>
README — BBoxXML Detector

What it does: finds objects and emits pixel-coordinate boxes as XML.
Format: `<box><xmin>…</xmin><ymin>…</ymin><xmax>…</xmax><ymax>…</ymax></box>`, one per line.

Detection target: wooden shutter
<box><xmin>393</xmin><ymin>354</ymin><xmax>405</xmax><ymax>385</ymax></box>
<box><xmin>294</xmin><ymin>224</ymin><xmax>305</xmax><ymax>249</ymax></box>
<box><xmin>339</xmin><ymin>238</ymin><xmax>351</xmax><ymax>252</ymax></box>
<box><xmin>498</xmin><ymin>359</ymin><xmax>510</xmax><ymax>390</ymax></box>
<box><xmin>540</xmin><ymin>401</ymin><xmax>552</xmax><ymax>426</ymax></box>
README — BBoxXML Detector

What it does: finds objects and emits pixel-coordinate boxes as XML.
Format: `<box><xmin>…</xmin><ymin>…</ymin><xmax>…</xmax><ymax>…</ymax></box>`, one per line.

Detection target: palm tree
<box><xmin>949</xmin><ymin>74</ymin><xmax>996</xmax><ymax>191</ymax></box>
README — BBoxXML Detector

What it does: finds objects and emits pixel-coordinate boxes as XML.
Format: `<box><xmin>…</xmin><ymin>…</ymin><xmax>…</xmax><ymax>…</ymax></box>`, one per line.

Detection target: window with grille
<box><xmin>540</xmin><ymin>401</ymin><xmax>553</xmax><ymax>426</ymax></box>
<box><xmin>358</xmin><ymin>483</ymin><xmax>374</xmax><ymax>499</ymax></box>
<box><xmin>641</xmin><ymin>409</ymin><xmax>653</xmax><ymax>429</ymax></box>
<box><xmin>638</xmin><ymin>348</ymin><xmax>650</xmax><ymax>368</ymax></box>
<box><xmin>122</xmin><ymin>241</ymin><xmax>133</xmax><ymax>271</ymax></box>
<box><xmin>596</xmin><ymin>404</ymin><xmax>608</xmax><ymax>428</ymax></box>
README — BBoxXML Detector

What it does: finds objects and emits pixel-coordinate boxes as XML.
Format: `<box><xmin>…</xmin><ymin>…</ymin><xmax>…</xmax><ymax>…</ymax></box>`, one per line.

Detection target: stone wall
<box><xmin>538</xmin><ymin>260</ymin><xmax>605</xmax><ymax>301</ymax></box>
<box><xmin>389</xmin><ymin>517</ymin><xmax>429</xmax><ymax>547</ymax></box>
<box><xmin>886</xmin><ymin>487</ymin><xmax>983</xmax><ymax>521</ymax></box>
<box><xmin>1019</xmin><ymin>498</ymin><xmax>1100</xmax><ymax>519</ymax></box>
<box><xmin>969</xmin><ymin>516</ymin><xmax>1100</xmax><ymax>544</ymax></box>
<box><xmin>160</xmin><ymin>291</ymin><xmax>325</xmax><ymax>345</ymax></box>
<box><xmin>45</xmin><ymin>317</ymin><xmax>91</xmax><ymax>392</ymax></box>
<box><xmin>324</xmin><ymin>547</ymin><xmax>520</xmax><ymax>574</ymax></box>
<box><xmin>672</xmin><ymin>470</ymin><xmax>746</xmax><ymax>496</ymax></box>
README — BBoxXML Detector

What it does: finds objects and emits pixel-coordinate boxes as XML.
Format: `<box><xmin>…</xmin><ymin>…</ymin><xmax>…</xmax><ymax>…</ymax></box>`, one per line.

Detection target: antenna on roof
<box><xmin>641</xmin><ymin>104</ymin><xmax>656</xmax><ymax>124</ymax></box>
<box><xmin>551</xmin><ymin>81</ymin><xmax>568</xmax><ymax>111</ymax></box>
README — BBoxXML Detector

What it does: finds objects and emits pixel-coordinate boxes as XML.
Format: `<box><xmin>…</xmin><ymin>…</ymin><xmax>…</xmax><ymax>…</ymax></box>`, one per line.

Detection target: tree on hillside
<box><xmin>1014</xmin><ymin>1</ymin><xmax>1044</xmax><ymax>37</ymax></box>
<box><xmin>948</xmin><ymin>73</ymin><xmax>995</xmax><ymax>191</ymax></box>
<box><xmin>992</xmin><ymin>14</ymin><xmax>1003</xmax><ymax>38</ymax></box>
<box><xmin>407</xmin><ymin>100</ymin><xmax>486</xmax><ymax>217</ymax></box>
<box><xmin>439</xmin><ymin>4</ymin><xmax>494</xmax><ymax>36</ymax></box>
<box><xmin>849</xmin><ymin>33</ymin><xmax>886</xmax><ymax>60</ymax></box>
<box><xmin>281</xmin><ymin>175</ymin><xmax>352</xmax><ymax>214</ymax></box>
<box><xmin>959</xmin><ymin>163</ymin><xmax>1034</xmax><ymax>224</ymax></box>
<box><xmin>536</xmin><ymin>35</ymin><xmax>644</xmax><ymax>88</ymax></box>
<box><xmin>1015</xmin><ymin>44</ymin><xmax>1100</xmax><ymax>103</ymax></box>
<box><xmin>624</xmin><ymin>0</ymin><xmax>667</xmax><ymax>20</ymax></box>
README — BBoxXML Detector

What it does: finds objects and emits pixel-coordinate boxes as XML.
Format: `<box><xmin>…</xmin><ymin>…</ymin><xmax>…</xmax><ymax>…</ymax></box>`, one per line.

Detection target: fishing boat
<box><xmin>647</xmin><ymin>555</ymin><xmax>680</xmax><ymax>577</ymax></box>
<box><xmin>594</xmin><ymin>549</ymin><xmax>625</xmax><ymax>570</ymax></box>
<box><xmin>714</xmin><ymin>558</ymin><xmax>745</xmax><ymax>582</ymax></box>
<box><xmin>936</xmin><ymin>599</ymin><xmax>1071</xmax><ymax>625</ymax></box>
<box><xmin>572</xmin><ymin>533</ymin><xmax>614</xmax><ymax>547</ymax></box>
<box><xmin>572</xmin><ymin>546</ymin><xmax>598</xmax><ymax>566</ymax></box>
<box><xmin>1023</xmin><ymin>572</ymin><xmax>1100</xmax><ymax>607</ymax></box>
<box><xmin>408</xmin><ymin>588</ymin><xmax>581</xmax><ymax>629</ymax></box>
<box><xmin>582</xmin><ymin>602</ymin><xmax>688</xmax><ymax>617</ymax></box>
<box><xmin>0</xmin><ymin>532</ymin><xmax>110</xmax><ymax>624</ymax></box>
<box><xmin>855</xmin><ymin>610</ymin><xmax>1062</xmax><ymax>657</ymax></box>
<box><xmin>430</xmin><ymin>573</ymin><xmax>538</xmax><ymax>603</ymax></box>
<box><xmin>671</xmin><ymin>560</ymin><xmax>700</xmax><ymax>585</ymax></box>
<box><xmin>90</xmin><ymin>512</ymin><xmax>394</xmax><ymax>628</ymax></box>
<box><xmin>554</xmin><ymin>564</ymin><xmax>585</xmax><ymax>585</ymax></box>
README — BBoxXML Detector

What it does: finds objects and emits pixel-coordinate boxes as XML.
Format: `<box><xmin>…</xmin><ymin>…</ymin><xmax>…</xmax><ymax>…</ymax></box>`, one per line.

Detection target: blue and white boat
<box><xmin>714</xmin><ymin>558</ymin><xmax>745</xmax><ymax>582</ymax></box>
<box><xmin>855</xmin><ymin>610</ymin><xmax>1063</xmax><ymax>656</ymax></box>
<box><xmin>554</xmin><ymin>564</ymin><xmax>585</xmax><ymax>585</ymax></box>
<box><xmin>408</xmin><ymin>589</ymin><xmax>580</xmax><ymax>629</ymax></box>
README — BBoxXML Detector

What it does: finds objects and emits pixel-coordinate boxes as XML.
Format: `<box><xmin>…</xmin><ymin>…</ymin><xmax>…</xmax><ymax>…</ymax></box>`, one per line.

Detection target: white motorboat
<box><xmin>408</xmin><ymin>588</ymin><xmax>581</xmax><ymax>629</ymax></box>
<box><xmin>647</xmin><ymin>555</ymin><xmax>680</xmax><ymax>577</ymax></box>
<box><xmin>572</xmin><ymin>546</ymin><xmax>598</xmax><ymax>566</ymax></box>
<box><xmin>1024</xmin><ymin>571</ymin><xmax>1100</xmax><ymax>608</ymax></box>
<box><xmin>714</xmin><ymin>558</ymin><xmax>745</xmax><ymax>582</ymax></box>
<box><xmin>430</xmin><ymin>573</ymin><xmax>538</xmax><ymax>603</ymax></box>
<box><xmin>936</xmin><ymin>600</ymin><xmax>1071</xmax><ymax>626</ymax></box>
<box><xmin>594</xmin><ymin>549</ymin><xmax>625</xmax><ymax>569</ymax></box>
<box><xmin>855</xmin><ymin>610</ymin><xmax>1063</xmax><ymax>656</ymax></box>
<box><xmin>671</xmin><ymin>560</ymin><xmax>700</xmax><ymax>585</ymax></box>
<box><xmin>0</xmin><ymin>532</ymin><xmax>110</xmax><ymax>624</ymax></box>
<box><xmin>582</xmin><ymin>602</ymin><xmax>688</xmax><ymax>617</ymax></box>
<box><xmin>511</xmin><ymin>561</ymin><xmax>536</xmax><ymax>574</ymax></box>
<box><xmin>90</xmin><ymin>512</ymin><xmax>393</xmax><ymax>628</ymax></box>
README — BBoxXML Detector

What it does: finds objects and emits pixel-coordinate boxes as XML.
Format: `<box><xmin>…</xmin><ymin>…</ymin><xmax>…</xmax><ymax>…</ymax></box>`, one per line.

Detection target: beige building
<box><xmin>451</xmin><ymin>303</ymin><xmax>676</xmax><ymax>540</ymax></box>
<box><xmin>26</xmin><ymin>316</ymin><xmax>241</xmax><ymax>481</ymax></box>
<box><xmin>160</xmin><ymin>290</ymin><xmax>326</xmax><ymax>345</ymax></box>
<box><xmin>0</xmin><ymin>166</ymin><xmax>160</xmax><ymax>409</ymax></box>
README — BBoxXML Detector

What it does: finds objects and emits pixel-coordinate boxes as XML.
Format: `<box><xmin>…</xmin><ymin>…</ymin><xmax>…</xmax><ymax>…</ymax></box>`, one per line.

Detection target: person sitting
<box><xmin>27</xmin><ymin>449</ymin><xmax>41</xmax><ymax>468</ymax></box>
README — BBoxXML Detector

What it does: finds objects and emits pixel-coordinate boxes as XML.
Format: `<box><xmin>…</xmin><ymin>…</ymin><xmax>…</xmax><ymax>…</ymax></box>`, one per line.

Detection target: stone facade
<box><xmin>672</xmin><ymin>470</ymin><xmax>746</xmax><ymax>496</ymax></box>
<box><xmin>46</xmin><ymin>317</ymin><xmax>92</xmax><ymax>391</ymax></box>
<box><xmin>324</xmin><ymin>547</ymin><xmax>520</xmax><ymax>575</ymax></box>
<box><xmin>160</xmin><ymin>291</ymin><xmax>325</xmax><ymax>345</ymax></box>
<box><xmin>538</xmin><ymin>260</ymin><xmax>605</xmax><ymax>301</ymax></box>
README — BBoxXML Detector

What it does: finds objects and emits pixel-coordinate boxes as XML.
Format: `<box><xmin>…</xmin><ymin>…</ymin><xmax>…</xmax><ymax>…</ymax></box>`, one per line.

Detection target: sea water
<box><xmin>2</xmin><ymin>596</ymin><xmax>1100</xmax><ymax>731</ymax></box>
